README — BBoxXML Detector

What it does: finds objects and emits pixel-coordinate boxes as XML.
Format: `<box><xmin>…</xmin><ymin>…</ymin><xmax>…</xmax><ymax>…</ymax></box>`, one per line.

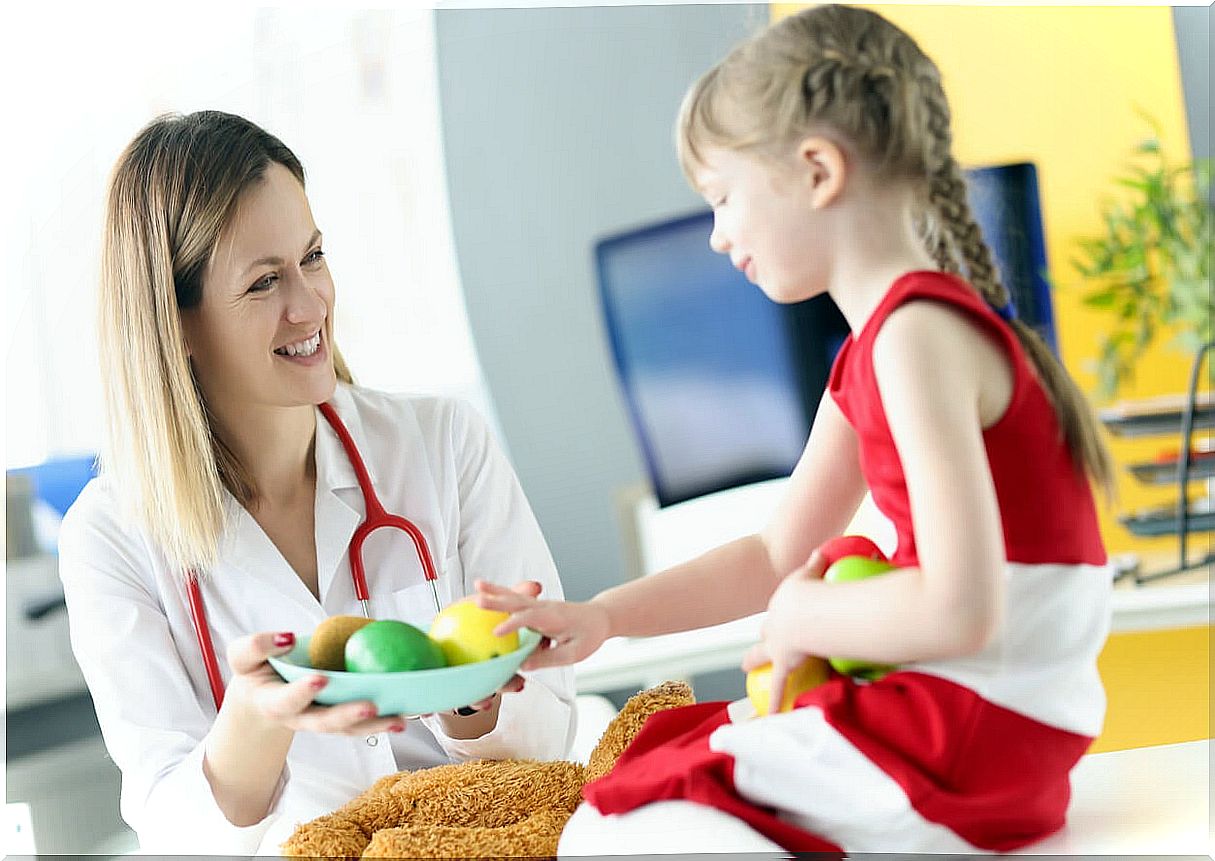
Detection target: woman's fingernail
<box><xmin>388</xmin><ymin>722</ymin><xmax>406</xmax><ymax>733</ymax></box>
<box><xmin>274</xmin><ymin>632</ymin><xmax>295</xmax><ymax>648</ymax></box>
<box><xmin>310</xmin><ymin>676</ymin><xmax>328</xmax><ymax>690</ymax></box>
<box><xmin>360</xmin><ymin>705</ymin><xmax>378</xmax><ymax>719</ymax></box>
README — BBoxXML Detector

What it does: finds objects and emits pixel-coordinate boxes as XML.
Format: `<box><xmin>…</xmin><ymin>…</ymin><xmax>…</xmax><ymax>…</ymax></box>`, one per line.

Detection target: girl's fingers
<box><xmin>798</xmin><ymin>550</ymin><xmax>828</xmax><ymax>579</ymax></box>
<box><xmin>520</xmin><ymin>637</ymin><xmax>584</xmax><ymax>671</ymax></box>
<box><xmin>767</xmin><ymin>665</ymin><xmax>790</xmax><ymax>714</ymax></box>
<box><xmin>740</xmin><ymin>642</ymin><xmax>770</xmax><ymax>673</ymax></box>
<box><xmin>491</xmin><ymin>610</ymin><xmax>532</xmax><ymax>637</ymax></box>
<box><xmin>474</xmin><ymin>579</ymin><xmax>514</xmax><ymax>596</ymax></box>
<box><xmin>510</xmin><ymin>580</ymin><xmax>543</xmax><ymax>598</ymax></box>
<box><xmin>476</xmin><ymin>591</ymin><xmax>536</xmax><ymax>615</ymax></box>
<box><xmin>493</xmin><ymin>603</ymin><xmax>575</xmax><ymax>638</ymax></box>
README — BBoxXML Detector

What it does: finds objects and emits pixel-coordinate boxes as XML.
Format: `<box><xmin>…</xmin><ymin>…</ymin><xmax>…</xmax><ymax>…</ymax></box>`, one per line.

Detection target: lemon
<box><xmin>745</xmin><ymin>657</ymin><xmax>831</xmax><ymax>716</ymax></box>
<box><xmin>428</xmin><ymin>599</ymin><xmax>519</xmax><ymax>665</ymax></box>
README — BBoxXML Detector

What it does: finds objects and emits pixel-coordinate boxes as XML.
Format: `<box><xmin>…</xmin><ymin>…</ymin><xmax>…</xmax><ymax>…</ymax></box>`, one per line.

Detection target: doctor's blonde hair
<box><xmin>98</xmin><ymin>111</ymin><xmax>354</xmax><ymax>574</ymax></box>
<box><xmin>676</xmin><ymin>4</ymin><xmax>1113</xmax><ymax>497</ymax></box>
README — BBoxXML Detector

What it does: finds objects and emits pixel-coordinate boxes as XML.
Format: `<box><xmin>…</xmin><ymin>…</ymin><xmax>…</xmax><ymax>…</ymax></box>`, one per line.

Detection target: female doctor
<box><xmin>56</xmin><ymin>111</ymin><xmax>575</xmax><ymax>854</ymax></box>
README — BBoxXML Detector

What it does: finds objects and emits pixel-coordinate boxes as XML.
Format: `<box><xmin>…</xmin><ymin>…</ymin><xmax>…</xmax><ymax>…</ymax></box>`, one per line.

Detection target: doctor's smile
<box><xmin>273</xmin><ymin>329</ymin><xmax>326</xmax><ymax>363</ymax></box>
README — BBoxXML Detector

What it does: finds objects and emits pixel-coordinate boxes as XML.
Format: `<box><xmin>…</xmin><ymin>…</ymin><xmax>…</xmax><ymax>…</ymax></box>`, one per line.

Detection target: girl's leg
<box><xmin>557</xmin><ymin>800</ymin><xmax>786</xmax><ymax>855</ymax></box>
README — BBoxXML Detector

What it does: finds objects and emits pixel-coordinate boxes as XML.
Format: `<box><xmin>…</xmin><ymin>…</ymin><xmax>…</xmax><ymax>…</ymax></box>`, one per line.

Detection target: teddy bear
<box><xmin>279</xmin><ymin>680</ymin><xmax>696</xmax><ymax>858</ymax></box>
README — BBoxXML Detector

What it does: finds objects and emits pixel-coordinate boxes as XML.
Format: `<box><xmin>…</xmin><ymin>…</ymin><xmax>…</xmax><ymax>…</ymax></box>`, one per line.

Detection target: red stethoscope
<box><xmin>187</xmin><ymin>401</ymin><xmax>442</xmax><ymax>710</ymax></box>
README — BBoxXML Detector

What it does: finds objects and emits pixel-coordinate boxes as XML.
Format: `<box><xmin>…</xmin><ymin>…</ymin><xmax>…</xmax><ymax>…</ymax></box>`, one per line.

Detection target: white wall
<box><xmin>4</xmin><ymin>8</ymin><xmax>489</xmax><ymax>470</ymax></box>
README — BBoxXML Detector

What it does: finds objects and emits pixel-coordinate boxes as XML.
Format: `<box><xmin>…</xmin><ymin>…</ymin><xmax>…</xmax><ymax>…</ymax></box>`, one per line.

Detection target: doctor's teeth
<box><xmin>276</xmin><ymin>333</ymin><xmax>321</xmax><ymax>357</ymax></box>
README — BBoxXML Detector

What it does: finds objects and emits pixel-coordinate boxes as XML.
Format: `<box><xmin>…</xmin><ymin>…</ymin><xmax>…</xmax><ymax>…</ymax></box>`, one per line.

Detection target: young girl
<box><xmin>477</xmin><ymin>4</ymin><xmax>1115</xmax><ymax>853</ymax></box>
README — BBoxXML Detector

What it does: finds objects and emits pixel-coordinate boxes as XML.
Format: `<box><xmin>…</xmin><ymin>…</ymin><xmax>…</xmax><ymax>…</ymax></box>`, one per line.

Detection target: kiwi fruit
<box><xmin>308</xmin><ymin>615</ymin><xmax>375</xmax><ymax>670</ymax></box>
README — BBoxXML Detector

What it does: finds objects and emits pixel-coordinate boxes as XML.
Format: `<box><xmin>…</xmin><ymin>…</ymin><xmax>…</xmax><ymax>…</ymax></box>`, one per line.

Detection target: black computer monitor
<box><xmin>966</xmin><ymin>162</ymin><xmax>1058</xmax><ymax>354</ymax></box>
<box><xmin>595</xmin><ymin>210</ymin><xmax>847</xmax><ymax>507</ymax></box>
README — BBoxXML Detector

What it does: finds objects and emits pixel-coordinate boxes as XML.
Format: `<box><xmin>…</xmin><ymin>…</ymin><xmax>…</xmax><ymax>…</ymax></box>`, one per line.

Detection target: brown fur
<box><xmin>280</xmin><ymin>681</ymin><xmax>695</xmax><ymax>858</ymax></box>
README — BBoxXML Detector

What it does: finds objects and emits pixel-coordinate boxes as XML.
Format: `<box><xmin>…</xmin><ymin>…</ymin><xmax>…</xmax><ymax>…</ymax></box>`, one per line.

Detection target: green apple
<box><xmin>824</xmin><ymin>555</ymin><xmax>898</xmax><ymax>680</ymax></box>
<box><xmin>344</xmin><ymin>620</ymin><xmax>447</xmax><ymax>673</ymax></box>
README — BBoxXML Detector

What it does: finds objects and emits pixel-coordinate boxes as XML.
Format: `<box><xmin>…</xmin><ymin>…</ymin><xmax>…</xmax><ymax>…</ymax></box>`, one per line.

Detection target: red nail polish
<box><xmin>310</xmin><ymin>676</ymin><xmax>328</xmax><ymax>690</ymax></box>
<box><xmin>274</xmin><ymin>632</ymin><xmax>295</xmax><ymax>648</ymax></box>
<box><xmin>388</xmin><ymin>722</ymin><xmax>406</xmax><ymax>733</ymax></box>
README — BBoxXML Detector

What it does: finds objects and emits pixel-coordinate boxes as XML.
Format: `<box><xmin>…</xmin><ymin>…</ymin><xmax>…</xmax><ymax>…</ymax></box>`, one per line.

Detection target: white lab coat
<box><xmin>57</xmin><ymin>384</ymin><xmax>576</xmax><ymax>854</ymax></box>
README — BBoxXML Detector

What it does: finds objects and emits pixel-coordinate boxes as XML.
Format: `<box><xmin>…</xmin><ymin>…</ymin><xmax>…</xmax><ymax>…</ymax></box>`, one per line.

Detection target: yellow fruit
<box><xmin>428</xmin><ymin>599</ymin><xmax>519</xmax><ymax>665</ymax></box>
<box><xmin>745</xmin><ymin>657</ymin><xmax>831</xmax><ymax>716</ymax></box>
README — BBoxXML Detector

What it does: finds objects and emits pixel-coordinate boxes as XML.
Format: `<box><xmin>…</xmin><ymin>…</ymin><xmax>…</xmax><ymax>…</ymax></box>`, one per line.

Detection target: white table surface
<box><xmin>1015</xmin><ymin>738</ymin><xmax>1211</xmax><ymax>855</ymax></box>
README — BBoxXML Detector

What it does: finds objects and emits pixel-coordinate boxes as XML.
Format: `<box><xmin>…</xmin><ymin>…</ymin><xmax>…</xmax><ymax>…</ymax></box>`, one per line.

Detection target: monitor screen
<box><xmin>965</xmin><ymin>162</ymin><xmax>1057</xmax><ymax>354</ymax></box>
<box><xmin>595</xmin><ymin>210</ymin><xmax>847</xmax><ymax>507</ymax></box>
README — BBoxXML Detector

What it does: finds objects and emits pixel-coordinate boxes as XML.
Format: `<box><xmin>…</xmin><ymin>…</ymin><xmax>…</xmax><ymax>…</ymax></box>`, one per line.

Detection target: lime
<box><xmin>344</xmin><ymin>620</ymin><xmax>447</xmax><ymax>673</ymax></box>
<box><xmin>429</xmin><ymin>599</ymin><xmax>519</xmax><ymax>665</ymax></box>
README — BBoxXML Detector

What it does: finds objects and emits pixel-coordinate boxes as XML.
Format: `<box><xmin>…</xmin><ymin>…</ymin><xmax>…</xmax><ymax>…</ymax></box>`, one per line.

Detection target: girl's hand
<box><xmin>474</xmin><ymin>579</ymin><xmax>611</xmax><ymax>671</ymax></box>
<box><xmin>456</xmin><ymin>580</ymin><xmax>544</xmax><ymax>712</ymax></box>
<box><xmin>742</xmin><ymin>550</ymin><xmax>829</xmax><ymax>712</ymax></box>
<box><xmin>224</xmin><ymin>632</ymin><xmax>408</xmax><ymax>736</ymax></box>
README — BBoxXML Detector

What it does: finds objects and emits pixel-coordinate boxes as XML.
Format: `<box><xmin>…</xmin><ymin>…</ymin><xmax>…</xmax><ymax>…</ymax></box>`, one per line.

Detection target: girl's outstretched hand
<box><xmin>740</xmin><ymin>550</ymin><xmax>829</xmax><ymax>714</ymax></box>
<box><xmin>474</xmin><ymin>579</ymin><xmax>612</xmax><ymax>671</ymax></box>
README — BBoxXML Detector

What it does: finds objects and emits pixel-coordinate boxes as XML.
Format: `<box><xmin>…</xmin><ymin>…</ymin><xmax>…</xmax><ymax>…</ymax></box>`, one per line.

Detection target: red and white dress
<box><xmin>577</xmin><ymin>271</ymin><xmax>1113</xmax><ymax>853</ymax></box>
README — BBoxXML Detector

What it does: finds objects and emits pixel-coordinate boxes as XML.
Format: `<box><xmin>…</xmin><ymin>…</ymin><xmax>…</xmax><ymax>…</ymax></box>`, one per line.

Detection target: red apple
<box><xmin>817</xmin><ymin>535</ymin><xmax>887</xmax><ymax>569</ymax></box>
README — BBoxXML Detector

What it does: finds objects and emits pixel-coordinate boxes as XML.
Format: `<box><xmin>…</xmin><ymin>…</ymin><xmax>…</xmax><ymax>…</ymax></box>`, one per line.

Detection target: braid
<box><xmin>930</xmin><ymin>154</ymin><xmax>1008</xmax><ymax>305</ymax></box>
<box><xmin>920</xmin><ymin>83</ymin><xmax>1006</xmax><ymax>301</ymax></box>
<box><xmin>917</xmin><ymin>209</ymin><xmax>960</xmax><ymax>274</ymax></box>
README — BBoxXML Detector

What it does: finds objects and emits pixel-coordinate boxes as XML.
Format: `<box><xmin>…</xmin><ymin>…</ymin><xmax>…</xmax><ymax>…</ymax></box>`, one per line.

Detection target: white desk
<box><xmin>1015</xmin><ymin>738</ymin><xmax>1211</xmax><ymax>855</ymax></box>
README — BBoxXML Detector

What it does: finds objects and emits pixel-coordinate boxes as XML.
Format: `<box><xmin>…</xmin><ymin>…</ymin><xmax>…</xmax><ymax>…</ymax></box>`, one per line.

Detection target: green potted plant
<box><xmin>1071</xmin><ymin>120</ymin><xmax>1212</xmax><ymax>400</ymax></box>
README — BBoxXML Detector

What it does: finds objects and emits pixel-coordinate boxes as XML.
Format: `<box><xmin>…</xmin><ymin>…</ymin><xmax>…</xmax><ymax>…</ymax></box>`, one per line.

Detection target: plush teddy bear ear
<box><xmin>584</xmin><ymin>681</ymin><xmax>695</xmax><ymax>783</ymax></box>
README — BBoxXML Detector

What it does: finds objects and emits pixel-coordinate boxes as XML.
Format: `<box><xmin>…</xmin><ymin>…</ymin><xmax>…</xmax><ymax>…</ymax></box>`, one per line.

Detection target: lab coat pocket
<box><xmin>387</xmin><ymin>552</ymin><xmax>464</xmax><ymax>629</ymax></box>
<box><xmin>387</xmin><ymin>583</ymin><xmax>441</xmax><ymax>630</ymax></box>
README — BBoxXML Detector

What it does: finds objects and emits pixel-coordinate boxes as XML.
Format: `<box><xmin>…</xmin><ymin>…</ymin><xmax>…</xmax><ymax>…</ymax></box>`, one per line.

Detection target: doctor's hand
<box><xmin>223</xmin><ymin>632</ymin><xmax>409</xmax><ymax>736</ymax></box>
<box><xmin>474</xmin><ymin>579</ymin><xmax>611</xmax><ymax>671</ymax></box>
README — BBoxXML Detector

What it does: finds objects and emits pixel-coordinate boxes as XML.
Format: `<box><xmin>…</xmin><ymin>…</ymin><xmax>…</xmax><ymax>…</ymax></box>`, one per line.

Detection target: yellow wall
<box><xmin>772</xmin><ymin>4</ymin><xmax>1210</xmax><ymax>752</ymax></box>
<box><xmin>1090</xmin><ymin>625</ymin><xmax>1210</xmax><ymax>753</ymax></box>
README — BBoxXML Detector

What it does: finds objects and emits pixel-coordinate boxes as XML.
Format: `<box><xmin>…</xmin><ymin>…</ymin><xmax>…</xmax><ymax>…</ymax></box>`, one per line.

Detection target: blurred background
<box><xmin>4</xmin><ymin>2</ymin><xmax>1210</xmax><ymax>855</ymax></box>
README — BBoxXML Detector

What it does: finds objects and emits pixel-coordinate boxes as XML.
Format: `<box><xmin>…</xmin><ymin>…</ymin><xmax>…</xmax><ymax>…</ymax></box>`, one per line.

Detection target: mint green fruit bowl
<box><xmin>268</xmin><ymin>628</ymin><xmax>541</xmax><ymax>716</ymax></box>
